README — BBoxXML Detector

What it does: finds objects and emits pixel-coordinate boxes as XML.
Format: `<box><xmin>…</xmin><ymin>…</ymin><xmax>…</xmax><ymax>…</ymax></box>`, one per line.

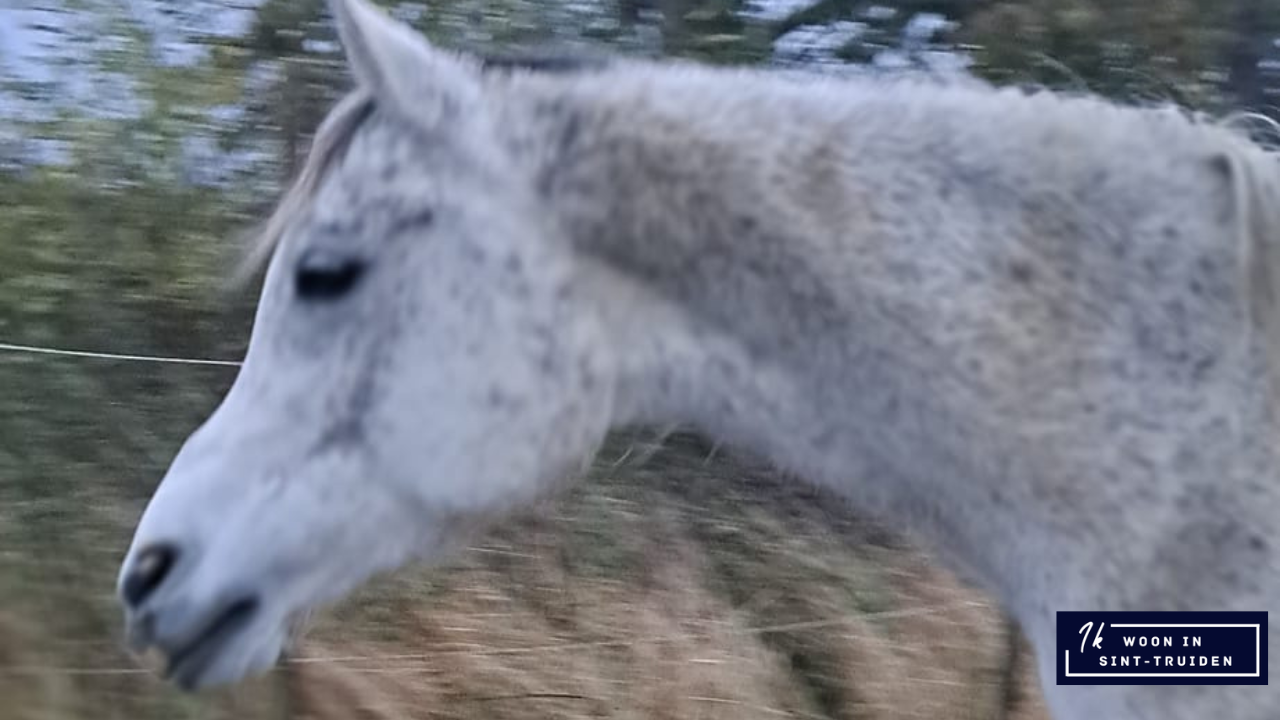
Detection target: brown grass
<box><xmin>287</xmin><ymin>433</ymin><xmax>1053</xmax><ymax>720</ymax></box>
<box><xmin>0</xmin><ymin>432</ymin><xmax>1053</xmax><ymax>720</ymax></box>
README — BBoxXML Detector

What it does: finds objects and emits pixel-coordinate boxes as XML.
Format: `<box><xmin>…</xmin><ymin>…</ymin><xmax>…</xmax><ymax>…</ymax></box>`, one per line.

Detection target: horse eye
<box><xmin>295</xmin><ymin>249</ymin><xmax>366</xmax><ymax>301</ymax></box>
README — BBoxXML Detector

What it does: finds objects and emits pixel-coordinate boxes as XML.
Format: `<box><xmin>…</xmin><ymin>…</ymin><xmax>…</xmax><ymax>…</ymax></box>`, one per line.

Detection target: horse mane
<box><xmin>1214</xmin><ymin>114</ymin><xmax>1280</xmax><ymax>394</ymax></box>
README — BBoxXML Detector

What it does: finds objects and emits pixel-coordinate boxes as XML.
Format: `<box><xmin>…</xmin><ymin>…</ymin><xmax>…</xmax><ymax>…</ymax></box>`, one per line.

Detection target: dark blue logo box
<box><xmin>1056</xmin><ymin>611</ymin><xmax>1267</xmax><ymax>685</ymax></box>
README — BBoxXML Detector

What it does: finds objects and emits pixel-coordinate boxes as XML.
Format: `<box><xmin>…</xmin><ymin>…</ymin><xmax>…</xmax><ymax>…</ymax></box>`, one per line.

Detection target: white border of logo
<box><xmin>1064</xmin><ymin>624</ymin><xmax>1261</xmax><ymax>678</ymax></box>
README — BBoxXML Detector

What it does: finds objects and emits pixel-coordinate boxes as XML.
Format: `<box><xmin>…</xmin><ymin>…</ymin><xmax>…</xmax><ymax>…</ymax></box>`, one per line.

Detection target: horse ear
<box><xmin>329</xmin><ymin>0</ymin><xmax>476</xmax><ymax>117</ymax></box>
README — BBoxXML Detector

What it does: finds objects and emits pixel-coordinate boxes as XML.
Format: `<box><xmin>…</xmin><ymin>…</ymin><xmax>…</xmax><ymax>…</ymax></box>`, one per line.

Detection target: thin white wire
<box><xmin>0</xmin><ymin>342</ymin><xmax>242</xmax><ymax>368</ymax></box>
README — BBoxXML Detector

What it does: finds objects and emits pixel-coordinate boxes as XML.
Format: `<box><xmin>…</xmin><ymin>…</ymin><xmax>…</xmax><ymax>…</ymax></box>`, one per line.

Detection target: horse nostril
<box><xmin>122</xmin><ymin>544</ymin><xmax>179</xmax><ymax>610</ymax></box>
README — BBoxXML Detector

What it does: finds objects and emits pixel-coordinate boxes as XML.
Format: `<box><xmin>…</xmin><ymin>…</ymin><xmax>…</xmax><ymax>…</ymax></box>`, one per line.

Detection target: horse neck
<box><xmin>527</xmin><ymin>74</ymin><xmax>978</xmax><ymax>511</ymax></box>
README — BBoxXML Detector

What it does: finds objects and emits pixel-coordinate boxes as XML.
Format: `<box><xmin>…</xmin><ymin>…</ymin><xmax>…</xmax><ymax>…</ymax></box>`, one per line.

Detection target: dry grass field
<box><xmin>1</xmin><ymin>432</ymin><xmax>1051</xmax><ymax>720</ymax></box>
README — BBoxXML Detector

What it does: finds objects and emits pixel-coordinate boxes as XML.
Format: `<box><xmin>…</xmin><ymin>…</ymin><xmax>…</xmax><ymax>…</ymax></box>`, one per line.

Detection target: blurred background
<box><xmin>1</xmin><ymin>1</ymin><xmax>1278</xmax><ymax>718</ymax></box>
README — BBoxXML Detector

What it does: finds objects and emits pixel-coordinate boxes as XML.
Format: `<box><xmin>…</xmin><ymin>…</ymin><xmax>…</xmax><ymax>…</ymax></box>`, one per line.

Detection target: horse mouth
<box><xmin>163</xmin><ymin>597</ymin><xmax>260</xmax><ymax>690</ymax></box>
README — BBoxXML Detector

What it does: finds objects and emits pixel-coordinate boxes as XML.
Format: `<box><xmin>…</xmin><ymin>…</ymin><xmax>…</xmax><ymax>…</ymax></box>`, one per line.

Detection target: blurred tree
<box><xmin>1222</xmin><ymin>0</ymin><xmax>1280</xmax><ymax>113</ymax></box>
<box><xmin>960</xmin><ymin>0</ymin><xmax>1229</xmax><ymax>105</ymax></box>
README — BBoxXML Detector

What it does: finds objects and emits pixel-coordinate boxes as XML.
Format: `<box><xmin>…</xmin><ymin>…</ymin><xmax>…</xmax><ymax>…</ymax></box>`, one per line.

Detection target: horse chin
<box><xmin>166</xmin><ymin>622</ymin><xmax>286</xmax><ymax>692</ymax></box>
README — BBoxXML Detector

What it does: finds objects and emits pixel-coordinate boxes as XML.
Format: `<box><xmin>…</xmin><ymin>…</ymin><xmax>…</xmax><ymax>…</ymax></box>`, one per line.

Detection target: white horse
<box><xmin>117</xmin><ymin>1</ymin><xmax>1280</xmax><ymax>717</ymax></box>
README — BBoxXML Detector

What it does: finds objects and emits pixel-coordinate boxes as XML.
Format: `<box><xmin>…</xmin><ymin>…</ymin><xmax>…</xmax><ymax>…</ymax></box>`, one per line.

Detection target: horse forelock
<box><xmin>229</xmin><ymin>50</ymin><xmax>605</xmax><ymax>287</ymax></box>
<box><xmin>234</xmin><ymin>90</ymin><xmax>376</xmax><ymax>284</ymax></box>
